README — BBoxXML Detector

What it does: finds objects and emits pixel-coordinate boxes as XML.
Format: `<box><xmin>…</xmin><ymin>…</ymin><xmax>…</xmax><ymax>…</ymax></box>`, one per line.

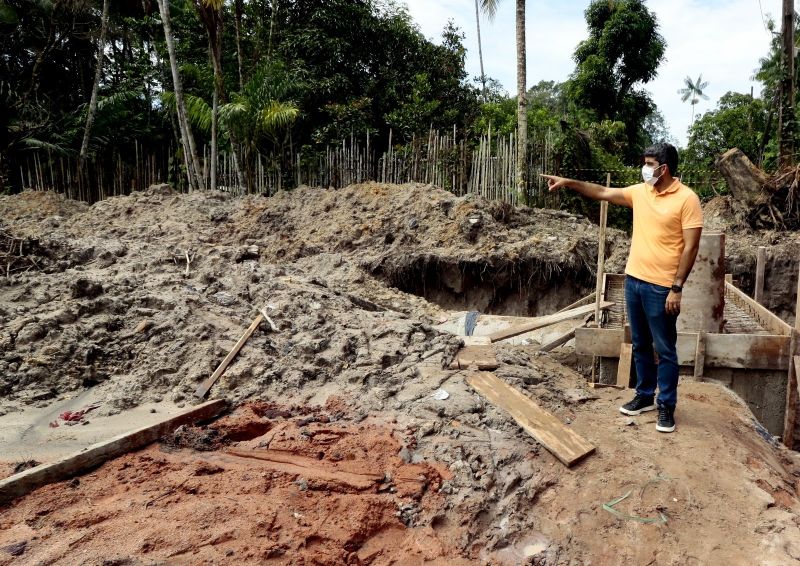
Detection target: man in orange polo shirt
<box><xmin>542</xmin><ymin>143</ymin><xmax>703</xmax><ymax>433</ymax></box>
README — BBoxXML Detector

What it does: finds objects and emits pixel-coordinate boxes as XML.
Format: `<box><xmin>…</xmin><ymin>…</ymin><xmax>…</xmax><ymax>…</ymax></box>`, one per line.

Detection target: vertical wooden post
<box><xmin>594</xmin><ymin>174</ymin><xmax>610</xmax><ymax>326</ymax></box>
<box><xmin>783</xmin><ymin>261</ymin><xmax>800</xmax><ymax>448</ymax></box>
<box><xmin>693</xmin><ymin>331</ymin><xmax>707</xmax><ymax>381</ymax></box>
<box><xmin>755</xmin><ymin>246</ymin><xmax>766</xmax><ymax>304</ymax></box>
<box><xmin>590</xmin><ymin>174</ymin><xmax>610</xmax><ymax>386</ymax></box>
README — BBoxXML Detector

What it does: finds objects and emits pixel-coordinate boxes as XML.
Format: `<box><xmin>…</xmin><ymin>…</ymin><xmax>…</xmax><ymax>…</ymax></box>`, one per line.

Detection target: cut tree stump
<box><xmin>715</xmin><ymin>148</ymin><xmax>771</xmax><ymax>208</ymax></box>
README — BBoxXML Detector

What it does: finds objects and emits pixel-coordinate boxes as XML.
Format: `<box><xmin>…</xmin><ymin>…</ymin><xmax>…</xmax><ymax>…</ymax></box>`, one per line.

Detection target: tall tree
<box><xmin>480</xmin><ymin>0</ymin><xmax>527</xmax><ymax>198</ymax></box>
<box><xmin>678</xmin><ymin>74</ymin><xmax>709</xmax><ymax>123</ymax></box>
<box><xmin>77</xmin><ymin>0</ymin><xmax>110</xmax><ymax>178</ymax></box>
<box><xmin>156</xmin><ymin>0</ymin><xmax>204</xmax><ymax>191</ymax></box>
<box><xmin>568</xmin><ymin>0</ymin><xmax>665</xmax><ymax>162</ymax></box>
<box><xmin>474</xmin><ymin>0</ymin><xmax>487</xmax><ymax>102</ymax></box>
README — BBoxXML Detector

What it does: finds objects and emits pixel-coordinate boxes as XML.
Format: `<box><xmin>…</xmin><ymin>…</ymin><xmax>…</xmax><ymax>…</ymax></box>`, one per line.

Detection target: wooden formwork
<box><xmin>577</xmin><ymin>271</ymin><xmax>799</xmax><ymax>447</ymax></box>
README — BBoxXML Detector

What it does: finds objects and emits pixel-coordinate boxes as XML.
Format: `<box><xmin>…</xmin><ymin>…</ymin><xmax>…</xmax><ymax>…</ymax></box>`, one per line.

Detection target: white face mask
<box><xmin>641</xmin><ymin>164</ymin><xmax>663</xmax><ymax>186</ymax></box>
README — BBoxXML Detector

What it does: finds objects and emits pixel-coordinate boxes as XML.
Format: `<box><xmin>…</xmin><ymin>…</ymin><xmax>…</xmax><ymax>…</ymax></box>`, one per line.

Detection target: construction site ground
<box><xmin>1</xmin><ymin>184</ymin><xmax>800</xmax><ymax>565</ymax></box>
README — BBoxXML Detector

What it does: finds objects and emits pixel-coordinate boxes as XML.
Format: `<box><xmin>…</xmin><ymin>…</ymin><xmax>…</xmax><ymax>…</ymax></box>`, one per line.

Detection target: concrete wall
<box><xmin>704</xmin><ymin>368</ymin><xmax>787</xmax><ymax>437</ymax></box>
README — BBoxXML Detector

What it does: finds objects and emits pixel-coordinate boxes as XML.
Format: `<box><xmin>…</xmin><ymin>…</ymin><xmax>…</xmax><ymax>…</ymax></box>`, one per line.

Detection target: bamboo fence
<box><xmin>12</xmin><ymin>128</ymin><xmax>725</xmax><ymax>205</ymax></box>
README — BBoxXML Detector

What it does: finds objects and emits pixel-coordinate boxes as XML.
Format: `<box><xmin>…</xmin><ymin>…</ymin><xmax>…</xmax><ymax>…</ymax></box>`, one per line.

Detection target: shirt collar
<box><xmin>649</xmin><ymin>177</ymin><xmax>681</xmax><ymax>196</ymax></box>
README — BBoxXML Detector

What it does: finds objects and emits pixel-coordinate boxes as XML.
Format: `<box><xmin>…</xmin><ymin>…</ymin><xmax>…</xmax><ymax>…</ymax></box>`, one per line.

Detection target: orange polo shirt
<box><xmin>620</xmin><ymin>179</ymin><xmax>703</xmax><ymax>288</ymax></box>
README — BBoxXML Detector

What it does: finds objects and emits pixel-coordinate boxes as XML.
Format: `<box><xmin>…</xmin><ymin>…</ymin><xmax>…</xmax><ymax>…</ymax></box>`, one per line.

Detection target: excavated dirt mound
<box><xmin>3</xmin><ymin>185</ymin><xmax>800</xmax><ymax>565</ymax></box>
<box><xmin>0</xmin><ymin>184</ymin><xmax>630</xmax><ymax>413</ymax></box>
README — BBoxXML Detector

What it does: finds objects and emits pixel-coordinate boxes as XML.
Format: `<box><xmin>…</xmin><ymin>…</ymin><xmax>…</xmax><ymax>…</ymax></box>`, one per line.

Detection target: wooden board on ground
<box><xmin>195</xmin><ymin>314</ymin><xmax>264</xmax><ymax>398</ymax></box>
<box><xmin>466</xmin><ymin>372</ymin><xmax>595</xmax><ymax>467</ymax></box>
<box><xmin>0</xmin><ymin>399</ymin><xmax>227</xmax><ymax>505</ymax></box>
<box><xmin>616</xmin><ymin>343</ymin><xmax>633</xmax><ymax>388</ymax></box>
<box><xmin>461</xmin><ymin>335</ymin><xmax>491</xmax><ymax>346</ymax></box>
<box><xmin>487</xmin><ymin>302</ymin><xmax>613</xmax><ymax>343</ymax></box>
<box><xmin>449</xmin><ymin>345</ymin><xmax>498</xmax><ymax>370</ymax></box>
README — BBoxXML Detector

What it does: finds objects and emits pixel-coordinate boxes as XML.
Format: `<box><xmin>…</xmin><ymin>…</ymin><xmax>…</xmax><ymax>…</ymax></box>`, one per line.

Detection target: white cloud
<box><xmin>402</xmin><ymin>0</ymin><xmax>778</xmax><ymax>148</ymax></box>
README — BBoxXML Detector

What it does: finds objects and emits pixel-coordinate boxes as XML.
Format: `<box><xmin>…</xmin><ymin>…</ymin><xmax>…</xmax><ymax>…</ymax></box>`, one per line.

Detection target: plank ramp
<box><xmin>466</xmin><ymin>372</ymin><xmax>595</xmax><ymax>467</ymax></box>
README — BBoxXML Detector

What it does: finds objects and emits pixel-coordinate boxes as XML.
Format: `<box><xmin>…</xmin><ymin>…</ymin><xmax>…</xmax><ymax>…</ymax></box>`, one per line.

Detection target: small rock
<box><xmin>2</xmin><ymin>541</ymin><xmax>26</xmax><ymax>557</ymax></box>
<box><xmin>211</xmin><ymin>291</ymin><xmax>236</xmax><ymax>307</ymax></box>
<box><xmin>398</xmin><ymin>446</ymin><xmax>413</xmax><ymax>464</ymax></box>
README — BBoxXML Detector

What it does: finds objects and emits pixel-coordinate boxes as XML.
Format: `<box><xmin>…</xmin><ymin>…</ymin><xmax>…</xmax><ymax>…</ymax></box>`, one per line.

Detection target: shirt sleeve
<box><xmin>681</xmin><ymin>191</ymin><xmax>704</xmax><ymax>228</ymax></box>
<box><xmin>620</xmin><ymin>185</ymin><xmax>636</xmax><ymax>207</ymax></box>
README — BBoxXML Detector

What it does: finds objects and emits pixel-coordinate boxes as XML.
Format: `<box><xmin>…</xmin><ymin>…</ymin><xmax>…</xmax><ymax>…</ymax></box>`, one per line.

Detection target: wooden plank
<box><xmin>462</xmin><ymin>335</ymin><xmax>491</xmax><ymax>346</ymax></box>
<box><xmin>538</xmin><ymin>327</ymin><xmax>578</xmax><ymax>353</ymax></box>
<box><xmin>576</xmin><ymin>327</ymin><xmax>791</xmax><ymax>370</ymax></box>
<box><xmin>754</xmin><ymin>246</ymin><xmax>766</xmax><ymax>304</ymax></box>
<box><xmin>784</xmin><ymin>331</ymin><xmax>798</xmax><ymax>448</ymax></box>
<box><xmin>693</xmin><ymin>331</ymin><xmax>706</xmax><ymax>380</ymax></box>
<box><xmin>194</xmin><ymin>314</ymin><xmax>264</xmax><ymax>398</ymax></box>
<box><xmin>594</xmin><ymin>194</ymin><xmax>609</xmax><ymax>325</ymax></box>
<box><xmin>449</xmin><ymin>345</ymin><xmax>498</xmax><ymax>370</ymax></box>
<box><xmin>488</xmin><ymin>302</ymin><xmax>614</xmax><ymax>343</ymax></box>
<box><xmin>554</xmin><ymin>293</ymin><xmax>595</xmax><ymax>315</ymax></box>
<box><xmin>725</xmin><ymin>281</ymin><xmax>791</xmax><ymax>336</ymax></box>
<box><xmin>466</xmin><ymin>372</ymin><xmax>595</xmax><ymax>467</ymax></box>
<box><xmin>616</xmin><ymin>343</ymin><xmax>633</xmax><ymax>388</ymax></box>
<box><xmin>0</xmin><ymin>399</ymin><xmax>227</xmax><ymax>505</ymax></box>
<box><xmin>706</xmin><ymin>333</ymin><xmax>791</xmax><ymax>370</ymax></box>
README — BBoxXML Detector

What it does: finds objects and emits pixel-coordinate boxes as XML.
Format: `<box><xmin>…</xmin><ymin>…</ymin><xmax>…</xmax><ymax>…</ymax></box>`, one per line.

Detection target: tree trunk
<box><xmin>234</xmin><ymin>0</ymin><xmax>245</xmax><ymax>90</ymax></box>
<box><xmin>474</xmin><ymin>0</ymin><xmax>487</xmax><ymax>102</ymax></box>
<box><xmin>211</xmin><ymin>84</ymin><xmax>218</xmax><ymax>191</ymax></box>
<box><xmin>157</xmin><ymin>0</ymin><xmax>204</xmax><ymax>191</ymax></box>
<box><xmin>77</xmin><ymin>0</ymin><xmax>111</xmax><ymax>176</ymax></box>
<box><xmin>515</xmin><ymin>0</ymin><xmax>527</xmax><ymax>200</ymax></box>
<box><xmin>715</xmin><ymin>148</ymin><xmax>771</xmax><ymax>208</ymax></box>
<box><xmin>778</xmin><ymin>0</ymin><xmax>796</xmax><ymax>167</ymax></box>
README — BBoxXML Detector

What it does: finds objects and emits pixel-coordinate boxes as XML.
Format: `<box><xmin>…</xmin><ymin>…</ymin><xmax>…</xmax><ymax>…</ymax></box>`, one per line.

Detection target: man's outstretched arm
<box><xmin>541</xmin><ymin>174</ymin><xmax>631</xmax><ymax>208</ymax></box>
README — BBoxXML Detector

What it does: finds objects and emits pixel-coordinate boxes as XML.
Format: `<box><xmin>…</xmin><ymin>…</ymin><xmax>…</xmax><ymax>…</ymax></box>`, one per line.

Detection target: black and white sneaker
<box><xmin>619</xmin><ymin>394</ymin><xmax>656</xmax><ymax>416</ymax></box>
<box><xmin>656</xmin><ymin>405</ymin><xmax>676</xmax><ymax>433</ymax></box>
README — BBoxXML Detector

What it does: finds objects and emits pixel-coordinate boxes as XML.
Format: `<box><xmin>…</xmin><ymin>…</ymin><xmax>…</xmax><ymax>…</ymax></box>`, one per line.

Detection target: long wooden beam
<box><xmin>488</xmin><ymin>302</ymin><xmax>613</xmax><ymax>343</ymax></box>
<box><xmin>0</xmin><ymin>399</ymin><xmax>227</xmax><ymax>505</ymax></box>
<box><xmin>725</xmin><ymin>281</ymin><xmax>791</xmax><ymax>336</ymax></box>
<box><xmin>575</xmin><ymin>327</ymin><xmax>791</xmax><ymax>371</ymax></box>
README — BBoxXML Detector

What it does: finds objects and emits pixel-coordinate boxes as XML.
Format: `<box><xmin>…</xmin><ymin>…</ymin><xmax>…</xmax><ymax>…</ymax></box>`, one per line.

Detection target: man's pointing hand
<box><xmin>540</xmin><ymin>174</ymin><xmax>567</xmax><ymax>192</ymax></box>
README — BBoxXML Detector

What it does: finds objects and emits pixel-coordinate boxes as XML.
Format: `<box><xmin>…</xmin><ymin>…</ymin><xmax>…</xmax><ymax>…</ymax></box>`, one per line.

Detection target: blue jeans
<box><xmin>624</xmin><ymin>275</ymin><xmax>679</xmax><ymax>407</ymax></box>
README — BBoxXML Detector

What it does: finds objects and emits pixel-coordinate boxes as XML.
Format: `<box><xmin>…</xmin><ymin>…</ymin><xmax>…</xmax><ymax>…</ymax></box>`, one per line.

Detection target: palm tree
<box><xmin>474</xmin><ymin>0</ymin><xmax>487</xmax><ymax>102</ymax></box>
<box><xmin>480</xmin><ymin>0</ymin><xmax>527</xmax><ymax>198</ymax></box>
<box><xmin>678</xmin><ymin>74</ymin><xmax>710</xmax><ymax>123</ymax></box>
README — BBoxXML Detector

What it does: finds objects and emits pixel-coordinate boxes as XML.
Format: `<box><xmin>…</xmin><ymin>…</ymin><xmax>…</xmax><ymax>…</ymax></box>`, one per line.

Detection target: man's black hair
<box><xmin>643</xmin><ymin>143</ymin><xmax>679</xmax><ymax>176</ymax></box>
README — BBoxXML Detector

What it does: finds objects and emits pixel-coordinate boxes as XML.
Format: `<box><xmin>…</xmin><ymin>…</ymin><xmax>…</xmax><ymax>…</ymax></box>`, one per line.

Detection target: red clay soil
<box><xmin>0</xmin><ymin>403</ymin><xmax>470</xmax><ymax>565</ymax></box>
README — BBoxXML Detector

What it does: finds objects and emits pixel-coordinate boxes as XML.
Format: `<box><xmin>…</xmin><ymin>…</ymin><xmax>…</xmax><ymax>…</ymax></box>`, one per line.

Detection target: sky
<box><xmin>401</xmin><ymin>0</ymin><xmax>779</xmax><ymax>148</ymax></box>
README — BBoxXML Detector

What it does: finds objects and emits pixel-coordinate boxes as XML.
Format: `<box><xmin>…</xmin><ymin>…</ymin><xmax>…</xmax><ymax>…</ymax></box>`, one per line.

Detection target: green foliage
<box><xmin>566</xmin><ymin>0</ymin><xmax>665</xmax><ymax>162</ymax></box>
<box><xmin>683</xmin><ymin>92</ymin><xmax>770</xmax><ymax>169</ymax></box>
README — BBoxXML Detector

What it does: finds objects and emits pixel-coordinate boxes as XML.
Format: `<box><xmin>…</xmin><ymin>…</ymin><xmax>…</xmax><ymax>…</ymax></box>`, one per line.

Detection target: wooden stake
<box><xmin>194</xmin><ymin>314</ymin><xmax>264</xmax><ymax>398</ymax></box>
<box><xmin>755</xmin><ymin>246</ymin><xmax>766</xmax><ymax>303</ymax></box>
<box><xmin>594</xmin><ymin>175</ymin><xmax>610</xmax><ymax>326</ymax></box>
<box><xmin>782</xmin><ymin>261</ymin><xmax>800</xmax><ymax>448</ymax></box>
<box><xmin>693</xmin><ymin>331</ymin><xmax>707</xmax><ymax>380</ymax></box>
